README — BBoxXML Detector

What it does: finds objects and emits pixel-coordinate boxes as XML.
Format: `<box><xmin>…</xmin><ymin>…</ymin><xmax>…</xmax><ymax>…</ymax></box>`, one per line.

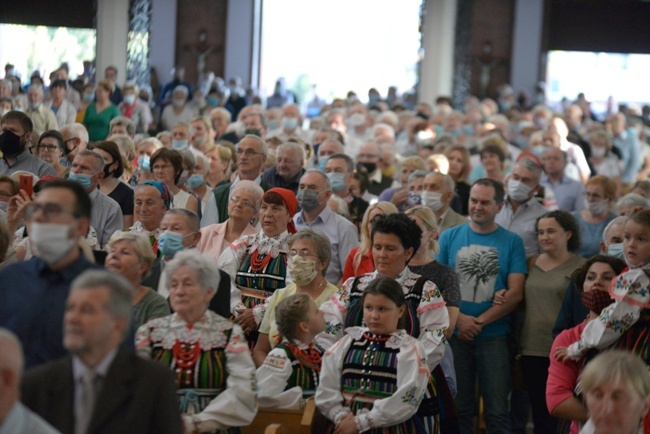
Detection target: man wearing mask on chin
<box><xmin>325</xmin><ymin>153</ymin><xmax>368</xmax><ymax>230</ymax></box>
<box><xmin>293</xmin><ymin>169</ymin><xmax>359</xmax><ymax>285</ymax></box>
<box><xmin>0</xmin><ymin>180</ymin><xmax>100</xmax><ymax>368</ymax></box>
<box><xmin>422</xmin><ymin>172</ymin><xmax>467</xmax><ymax>235</ymax></box>
<box><xmin>0</xmin><ymin>111</ymin><xmax>57</xmax><ymax>177</ymax></box>
<box><xmin>69</xmin><ymin>150</ymin><xmax>123</xmax><ymax>248</ymax></box>
<box><xmin>495</xmin><ymin>156</ymin><xmax>549</xmax><ymax>257</ymax></box>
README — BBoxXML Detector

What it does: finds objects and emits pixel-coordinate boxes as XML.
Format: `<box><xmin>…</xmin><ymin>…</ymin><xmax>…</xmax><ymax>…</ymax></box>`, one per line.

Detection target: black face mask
<box><xmin>0</xmin><ymin>130</ymin><xmax>25</xmax><ymax>156</ymax></box>
<box><xmin>360</xmin><ymin>162</ymin><xmax>377</xmax><ymax>174</ymax></box>
<box><xmin>244</xmin><ymin>128</ymin><xmax>262</xmax><ymax>137</ymax></box>
<box><xmin>103</xmin><ymin>163</ymin><xmax>114</xmax><ymax>179</ymax></box>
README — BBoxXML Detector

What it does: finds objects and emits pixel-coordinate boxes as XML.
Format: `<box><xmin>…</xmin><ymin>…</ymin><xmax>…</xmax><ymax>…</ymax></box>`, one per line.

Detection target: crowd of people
<box><xmin>1</xmin><ymin>60</ymin><xmax>650</xmax><ymax>434</ymax></box>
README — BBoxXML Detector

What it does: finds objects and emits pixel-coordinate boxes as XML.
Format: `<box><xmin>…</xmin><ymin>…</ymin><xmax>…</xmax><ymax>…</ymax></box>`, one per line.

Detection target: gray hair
<box><xmin>109</xmin><ymin>116</ymin><xmax>136</xmax><ymax>136</ymax></box>
<box><xmin>580</xmin><ymin>349</ymin><xmax>650</xmax><ymax>401</ymax></box>
<box><xmin>328</xmin><ymin>195</ymin><xmax>350</xmax><ymax>219</ymax></box>
<box><xmin>210</xmin><ymin>107</ymin><xmax>232</xmax><ymax>123</ymax></box>
<box><xmin>241</xmin><ymin>134</ymin><xmax>269</xmax><ymax>155</ymax></box>
<box><xmin>277</xmin><ymin>141</ymin><xmax>306</xmax><ymax>163</ymax></box>
<box><xmin>428</xmin><ymin>172</ymin><xmax>455</xmax><ymax>193</ymax></box>
<box><xmin>164</xmin><ymin>250</ymin><xmax>221</xmax><ymax>298</ymax></box>
<box><xmin>164</xmin><ymin>208</ymin><xmax>200</xmax><ymax>232</ymax></box>
<box><xmin>138</xmin><ymin>137</ymin><xmax>164</xmax><ymax>152</ymax></box>
<box><xmin>107</xmin><ymin>231</ymin><xmax>156</xmax><ymax>278</ymax></box>
<box><xmin>61</xmin><ymin>123</ymin><xmax>89</xmax><ymax>145</ymax></box>
<box><xmin>178</xmin><ymin>148</ymin><xmax>196</xmax><ymax>172</ymax></box>
<box><xmin>304</xmin><ymin>168</ymin><xmax>332</xmax><ymax>192</ymax></box>
<box><xmin>603</xmin><ymin>216</ymin><xmax>627</xmax><ymax>242</ymax></box>
<box><xmin>194</xmin><ymin>152</ymin><xmax>210</xmax><ymax>174</ymax></box>
<box><xmin>71</xmin><ymin>270</ymin><xmax>135</xmax><ymax>333</ymax></box>
<box><xmin>372</xmin><ymin>122</ymin><xmax>396</xmax><ymax>139</ymax></box>
<box><xmin>77</xmin><ymin>149</ymin><xmax>105</xmax><ymax>172</ymax></box>
<box><xmin>231</xmin><ymin>180</ymin><xmax>264</xmax><ymax>211</ymax></box>
<box><xmin>156</xmin><ymin>131</ymin><xmax>172</xmax><ymax>141</ymax></box>
<box><xmin>0</xmin><ymin>328</ymin><xmax>23</xmax><ymax>377</ymax></box>
<box><xmin>28</xmin><ymin>84</ymin><xmax>44</xmax><ymax>96</ymax></box>
<box><xmin>408</xmin><ymin>169</ymin><xmax>429</xmax><ymax>185</ymax></box>
<box><xmin>319</xmin><ymin>139</ymin><xmax>344</xmax><ymax>154</ymax></box>
<box><xmin>288</xmin><ymin>229</ymin><xmax>331</xmax><ymax>276</ymax></box>
<box><xmin>515</xmin><ymin>157</ymin><xmax>543</xmax><ymax>184</ymax></box>
<box><xmin>327</xmin><ymin>153</ymin><xmax>354</xmax><ymax>173</ymax></box>
<box><xmin>247</xmin><ymin>111</ymin><xmax>267</xmax><ymax>128</ymax></box>
<box><xmin>0</xmin><ymin>79</ymin><xmax>12</xmax><ymax>92</ymax></box>
<box><xmin>616</xmin><ymin>193</ymin><xmax>650</xmax><ymax>214</ymax></box>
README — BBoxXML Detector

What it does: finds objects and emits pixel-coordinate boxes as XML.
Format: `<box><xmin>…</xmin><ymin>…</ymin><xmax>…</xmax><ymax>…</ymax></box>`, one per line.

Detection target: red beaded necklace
<box><xmin>172</xmin><ymin>340</ymin><xmax>201</xmax><ymax>369</ymax></box>
<box><xmin>285</xmin><ymin>342</ymin><xmax>322</xmax><ymax>371</ymax></box>
<box><xmin>249</xmin><ymin>250</ymin><xmax>273</xmax><ymax>273</ymax></box>
<box><xmin>363</xmin><ymin>332</ymin><xmax>391</xmax><ymax>343</ymax></box>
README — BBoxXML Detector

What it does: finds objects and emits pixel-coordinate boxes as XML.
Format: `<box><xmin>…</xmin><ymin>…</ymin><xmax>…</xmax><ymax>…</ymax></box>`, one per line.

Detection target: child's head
<box><xmin>624</xmin><ymin>209</ymin><xmax>650</xmax><ymax>267</ymax></box>
<box><xmin>362</xmin><ymin>277</ymin><xmax>406</xmax><ymax>335</ymax></box>
<box><xmin>275</xmin><ymin>293</ymin><xmax>325</xmax><ymax>344</ymax></box>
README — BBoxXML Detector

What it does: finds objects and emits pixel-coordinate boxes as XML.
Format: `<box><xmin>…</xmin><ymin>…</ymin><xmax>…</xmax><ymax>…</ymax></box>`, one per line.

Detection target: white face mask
<box><xmin>585</xmin><ymin>198</ymin><xmax>607</xmax><ymax>215</ymax></box>
<box><xmin>507</xmin><ymin>179</ymin><xmax>533</xmax><ymax>202</ymax></box>
<box><xmin>30</xmin><ymin>222</ymin><xmax>77</xmax><ymax>265</ymax></box>
<box><xmin>590</xmin><ymin>146</ymin><xmax>606</xmax><ymax>158</ymax></box>
<box><xmin>421</xmin><ymin>191</ymin><xmax>444</xmax><ymax>212</ymax></box>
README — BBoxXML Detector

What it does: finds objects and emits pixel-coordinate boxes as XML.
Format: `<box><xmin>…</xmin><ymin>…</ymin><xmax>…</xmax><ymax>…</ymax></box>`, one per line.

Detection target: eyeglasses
<box><xmin>236</xmin><ymin>148</ymin><xmax>264</xmax><ymax>157</ymax></box>
<box><xmin>584</xmin><ymin>192</ymin><xmax>604</xmax><ymax>200</ymax></box>
<box><xmin>288</xmin><ymin>249</ymin><xmax>318</xmax><ymax>259</ymax></box>
<box><xmin>25</xmin><ymin>203</ymin><xmax>78</xmax><ymax>219</ymax></box>
<box><xmin>152</xmin><ymin>164</ymin><xmax>173</xmax><ymax>171</ymax></box>
<box><xmin>36</xmin><ymin>144</ymin><xmax>59</xmax><ymax>152</ymax></box>
<box><xmin>229</xmin><ymin>195</ymin><xmax>255</xmax><ymax>208</ymax></box>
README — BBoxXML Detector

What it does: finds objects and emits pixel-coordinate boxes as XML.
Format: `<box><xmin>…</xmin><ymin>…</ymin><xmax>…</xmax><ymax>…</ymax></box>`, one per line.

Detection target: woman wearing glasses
<box><xmin>218</xmin><ymin>187</ymin><xmax>297</xmax><ymax>347</ymax></box>
<box><xmin>252</xmin><ymin>229</ymin><xmax>337</xmax><ymax>366</ymax></box>
<box><xmin>572</xmin><ymin>175</ymin><xmax>617</xmax><ymax>258</ymax></box>
<box><xmin>36</xmin><ymin>130</ymin><xmax>68</xmax><ymax>178</ymax></box>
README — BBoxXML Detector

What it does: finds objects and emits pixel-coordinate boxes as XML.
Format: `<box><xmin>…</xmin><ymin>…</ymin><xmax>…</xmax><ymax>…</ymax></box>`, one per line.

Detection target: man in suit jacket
<box><xmin>422</xmin><ymin>172</ymin><xmax>467</xmax><ymax>235</ymax></box>
<box><xmin>21</xmin><ymin>270</ymin><xmax>182</xmax><ymax>434</ymax></box>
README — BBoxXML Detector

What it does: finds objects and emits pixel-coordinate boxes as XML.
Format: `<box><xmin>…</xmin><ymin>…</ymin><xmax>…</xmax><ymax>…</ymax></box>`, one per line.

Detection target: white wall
<box><xmin>510</xmin><ymin>0</ymin><xmax>544</xmax><ymax>97</ymax></box>
<box><xmin>150</xmin><ymin>0</ymin><xmax>177</xmax><ymax>87</ymax></box>
<box><xmin>96</xmin><ymin>0</ymin><xmax>129</xmax><ymax>82</ymax></box>
<box><xmin>224</xmin><ymin>0</ymin><xmax>256</xmax><ymax>86</ymax></box>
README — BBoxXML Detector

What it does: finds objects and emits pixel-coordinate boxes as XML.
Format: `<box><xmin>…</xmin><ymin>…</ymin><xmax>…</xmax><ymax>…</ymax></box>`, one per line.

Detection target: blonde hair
<box><xmin>444</xmin><ymin>145</ymin><xmax>471</xmax><ymax>182</ymax></box>
<box><xmin>353</xmin><ymin>202</ymin><xmax>399</xmax><ymax>273</ymax></box>
<box><xmin>401</xmin><ymin>156</ymin><xmax>427</xmax><ymax>171</ymax></box>
<box><xmin>405</xmin><ymin>205</ymin><xmax>440</xmax><ymax>255</ymax></box>
<box><xmin>580</xmin><ymin>350</ymin><xmax>650</xmax><ymax>401</ymax></box>
<box><xmin>276</xmin><ymin>293</ymin><xmax>313</xmax><ymax>344</ymax></box>
<box><xmin>107</xmin><ymin>231</ymin><xmax>156</xmax><ymax>279</ymax></box>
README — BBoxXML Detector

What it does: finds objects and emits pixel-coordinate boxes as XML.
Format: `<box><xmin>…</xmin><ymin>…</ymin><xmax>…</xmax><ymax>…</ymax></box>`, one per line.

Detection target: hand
<box><xmin>234</xmin><ymin>308</ymin><xmax>257</xmax><ymax>334</ymax></box>
<box><xmin>391</xmin><ymin>189</ymin><xmax>409</xmax><ymax>207</ymax></box>
<box><xmin>6</xmin><ymin>191</ymin><xmax>32</xmax><ymax>233</ymax></box>
<box><xmin>554</xmin><ymin>346</ymin><xmax>572</xmax><ymax>363</ymax></box>
<box><xmin>456</xmin><ymin>314</ymin><xmax>483</xmax><ymax>341</ymax></box>
<box><xmin>334</xmin><ymin>414</ymin><xmax>359</xmax><ymax>434</ymax></box>
<box><xmin>492</xmin><ymin>289</ymin><xmax>507</xmax><ymax>306</ymax></box>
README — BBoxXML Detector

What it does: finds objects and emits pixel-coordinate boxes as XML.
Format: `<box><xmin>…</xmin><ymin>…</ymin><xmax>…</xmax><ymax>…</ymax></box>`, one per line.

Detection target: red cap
<box><xmin>264</xmin><ymin>188</ymin><xmax>298</xmax><ymax>234</ymax></box>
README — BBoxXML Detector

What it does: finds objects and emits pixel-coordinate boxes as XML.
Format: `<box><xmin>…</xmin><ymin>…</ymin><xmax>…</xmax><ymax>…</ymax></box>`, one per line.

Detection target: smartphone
<box><xmin>19</xmin><ymin>174</ymin><xmax>33</xmax><ymax>198</ymax></box>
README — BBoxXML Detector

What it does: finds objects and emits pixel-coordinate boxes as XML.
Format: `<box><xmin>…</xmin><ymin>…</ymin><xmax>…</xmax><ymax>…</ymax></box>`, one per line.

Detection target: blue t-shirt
<box><xmin>437</xmin><ymin>223</ymin><xmax>527</xmax><ymax>337</ymax></box>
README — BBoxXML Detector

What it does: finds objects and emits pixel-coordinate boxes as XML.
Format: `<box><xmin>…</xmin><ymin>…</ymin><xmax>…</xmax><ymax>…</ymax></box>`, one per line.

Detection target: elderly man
<box><xmin>160</xmin><ymin>86</ymin><xmax>197</xmax><ymax>131</ymax></box>
<box><xmin>609</xmin><ymin>112</ymin><xmax>642</xmax><ymax>187</ymax></box>
<box><xmin>201</xmin><ymin>135</ymin><xmax>272</xmax><ymax>226</ymax></box>
<box><xmin>268</xmin><ymin>104</ymin><xmax>309</xmax><ymax>142</ymax></box>
<box><xmin>600</xmin><ymin>215</ymin><xmax>626</xmax><ymax>258</ymax></box>
<box><xmin>324</xmin><ymin>153</ymin><xmax>368</xmax><ymax>229</ymax></box>
<box><xmin>495</xmin><ymin>157</ymin><xmax>548</xmax><ymax>256</ymax></box>
<box><xmin>210</xmin><ymin>107</ymin><xmax>231</xmax><ymax>139</ymax></box>
<box><xmin>540</xmin><ymin>147</ymin><xmax>585</xmax><ymax>213</ymax></box>
<box><xmin>0</xmin><ymin>180</ymin><xmax>100</xmax><ymax>368</ymax></box>
<box><xmin>0</xmin><ymin>111</ymin><xmax>56</xmax><ymax>176</ymax></box>
<box><xmin>261</xmin><ymin>141</ymin><xmax>305</xmax><ymax>193</ymax></box>
<box><xmin>60</xmin><ymin>123</ymin><xmax>89</xmax><ymax>168</ymax></box>
<box><xmin>69</xmin><ymin>151</ymin><xmax>123</xmax><ymax>247</ymax></box>
<box><xmin>357</xmin><ymin>141</ymin><xmax>392</xmax><ymax>196</ymax></box>
<box><xmin>21</xmin><ymin>270</ymin><xmax>183</xmax><ymax>434</ymax></box>
<box><xmin>294</xmin><ymin>169</ymin><xmax>359</xmax><ymax>284</ymax></box>
<box><xmin>24</xmin><ymin>85</ymin><xmax>57</xmax><ymax>146</ymax></box>
<box><xmin>0</xmin><ymin>329</ymin><xmax>61</xmax><ymax>434</ymax></box>
<box><xmin>243</xmin><ymin>111</ymin><xmax>267</xmax><ymax>139</ymax></box>
<box><xmin>422</xmin><ymin>172</ymin><xmax>467</xmax><ymax>234</ymax></box>
<box><xmin>316</xmin><ymin>138</ymin><xmax>344</xmax><ymax>169</ymax></box>
<box><xmin>46</xmin><ymin>80</ymin><xmax>76</xmax><ymax>128</ymax></box>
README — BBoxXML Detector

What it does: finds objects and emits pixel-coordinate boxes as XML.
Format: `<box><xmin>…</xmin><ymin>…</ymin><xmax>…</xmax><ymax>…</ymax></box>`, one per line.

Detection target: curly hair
<box><xmin>570</xmin><ymin>255</ymin><xmax>626</xmax><ymax>293</ymax></box>
<box><xmin>371</xmin><ymin>213</ymin><xmax>422</xmax><ymax>257</ymax></box>
<box><xmin>535</xmin><ymin>210</ymin><xmax>581</xmax><ymax>253</ymax></box>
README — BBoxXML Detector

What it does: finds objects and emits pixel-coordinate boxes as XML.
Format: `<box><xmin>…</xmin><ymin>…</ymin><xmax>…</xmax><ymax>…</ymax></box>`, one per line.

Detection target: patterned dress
<box><xmin>135</xmin><ymin>311</ymin><xmax>257</xmax><ymax>434</ymax></box>
<box><xmin>316</xmin><ymin>327</ymin><xmax>429</xmax><ymax>433</ymax></box>
<box><xmin>256</xmin><ymin>339</ymin><xmax>323</xmax><ymax>409</ymax></box>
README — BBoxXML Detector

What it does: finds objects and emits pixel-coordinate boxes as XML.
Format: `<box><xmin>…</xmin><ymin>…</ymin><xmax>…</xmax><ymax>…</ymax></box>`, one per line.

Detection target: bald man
<box><xmin>0</xmin><ymin>329</ymin><xmax>60</xmax><ymax>433</ymax></box>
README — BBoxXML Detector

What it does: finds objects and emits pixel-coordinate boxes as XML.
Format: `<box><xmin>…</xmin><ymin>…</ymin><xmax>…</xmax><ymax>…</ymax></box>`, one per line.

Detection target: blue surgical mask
<box><xmin>607</xmin><ymin>242</ymin><xmax>624</xmax><ymax>259</ymax></box>
<box><xmin>282</xmin><ymin>117</ymin><xmax>298</xmax><ymax>131</ymax></box>
<box><xmin>268</xmin><ymin>120</ymin><xmax>279</xmax><ymax>131</ymax></box>
<box><xmin>187</xmin><ymin>174</ymin><xmax>204</xmax><ymax>189</ymax></box>
<box><xmin>83</xmin><ymin>93</ymin><xmax>94</xmax><ymax>103</ymax></box>
<box><xmin>30</xmin><ymin>103</ymin><xmax>40</xmax><ymax>110</ymax></box>
<box><xmin>172</xmin><ymin>139</ymin><xmax>188</xmax><ymax>150</ymax></box>
<box><xmin>158</xmin><ymin>231</ymin><xmax>187</xmax><ymax>258</ymax></box>
<box><xmin>207</xmin><ymin>96</ymin><xmax>219</xmax><ymax>106</ymax></box>
<box><xmin>408</xmin><ymin>191</ymin><xmax>422</xmax><ymax>207</ymax></box>
<box><xmin>138</xmin><ymin>155</ymin><xmax>151</xmax><ymax>172</ymax></box>
<box><xmin>319</xmin><ymin>156</ymin><xmax>329</xmax><ymax>172</ymax></box>
<box><xmin>327</xmin><ymin>172</ymin><xmax>346</xmax><ymax>193</ymax></box>
<box><xmin>68</xmin><ymin>172</ymin><xmax>93</xmax><ymax>189</ymax></box>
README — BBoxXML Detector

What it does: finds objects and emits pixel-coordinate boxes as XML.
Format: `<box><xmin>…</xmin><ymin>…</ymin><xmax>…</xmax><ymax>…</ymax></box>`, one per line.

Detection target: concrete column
<box><xmin>224</xmin><ymin>0</ymin><xmax>259</xmax><ymax>86</ymax></box>
<box><xmin>150</xmin><ymin>0</ymin><xmax>177</xmax><ymax>85</ymax></box>
<box><xmin>510</xmin><ymin>0</ymin><xmax>544</xmax><ymax>97</ymax></box>
<box><xmin>96</xmin><ymin>0</ymin><xmax>129</xmax><ymax>83</ymax></box>
<box><xmin>419</xmin><ymin>0</ymin><xmax>457</xmax><ymax>103</ymax></box>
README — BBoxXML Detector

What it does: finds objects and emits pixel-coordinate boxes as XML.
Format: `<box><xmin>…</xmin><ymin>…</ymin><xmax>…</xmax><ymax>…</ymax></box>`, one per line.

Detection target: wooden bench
<box><xmin>242</xmin><ymin>397</ymin><xmax>316</xmax><ymax>434</ymax></box>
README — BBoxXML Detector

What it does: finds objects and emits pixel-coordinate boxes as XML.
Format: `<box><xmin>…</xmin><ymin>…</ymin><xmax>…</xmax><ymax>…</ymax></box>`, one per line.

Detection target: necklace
<box><xmin>249</xmin><ymin>250</ymin><xmax>273</xmax><ymax>272</ymax></box>
<box><xmin>172</xmin><ymin>340</ymin><xmax>201</xmax><ymax>370</ymax></box>
<box><xmin>363</xmin><ymin>332</ymin><xmax>391</xmax><ymax>343</ymax></box>
<box><xmin>285</xmin><ymin>342</ymin><xmax>322</xmax><ymax>373</ymax></box>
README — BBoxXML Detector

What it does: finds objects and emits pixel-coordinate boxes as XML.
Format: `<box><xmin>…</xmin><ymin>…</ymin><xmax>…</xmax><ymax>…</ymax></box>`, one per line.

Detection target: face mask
<box><xmin>282</xmin><ymin>117</ymin><xmax>298</xmax><ymax>131</ymax></box>
<box><xmin>172</xmin><ymin>98</ymin><xmax>185</xmax><ymax>108</ymax></box>
<box><xmin>408</xmin><ymin>191</ymin><xmax>422</xmax><ymax>207</ymax></box>
<box><xmin>178</xmin><ymin>169</ymin><xmax>190</xmax><ymax>186</ymax></box>
<box><xmin>287</xmin><ymin>255</ymin><xmax>318</xmax><ymax>286</ymax></box>
<box><xmin>187</xmin><ymin>174</ymin><xmax>204</xmax><ymax>189</ymax></box>
<box><xmin>415</xmin><ymin>130</ymin><xmax>435</xmax><ymax>146</ymax></box>
<box><xmin>193</xmin><ymin>136</ymin><xmax>206</xmax><ymax>147</ymax></box>
<box><xmin>30</xmin><ymin>222</ymin><xmax>77</xmax><ymax>265</ymax></box>
<box><xmin>422</xmin><ymin>191</ymin><xmax>443</xmax><ymax>212</ymax></box>
<box><xmin>103</xmin><ymin>163</ymin><xmax>114</xmax><ymax>179</ymax></box>
<box><xmin>158</xmin><ymin>231</ymin><xmax>187</xmax><ymax>258</ymax></box>
<box><xmin>319</xmin><ymin>156</ymin><xmax>329</xmax><ymax>172</ymax></box>
<box><xmin>268</xmin><ymin>120</ymin><xmax>279</xmax><ymax>131</ymax></box>
<box><xmin>172</xmin><ymin>139</ymin><xmax>188</xmax><ymax>150</ymax></box>
<box><xmin>0</xmin><ymin>130</ymin><xmax>25</xmax><ymax>156</ymax></box>
<box><xmin>348</xmin><ymin>113</ymin><xmax>365</xmax><ymax>127</ymax></box>
<box><xmin>207</xmin><ymin>97</ymin><xmax>219</xmax><ymax>106</ymax></box>
<box><xmin>297</xmin><ymin>189</ymin><xmax>320</xmax><ymax>212</ymax></box>
<box><xmin>30</xmin><ymin>103</ymin><xmax>40</xmax><ymax>110</ymax></box>
<box><xmin>68</xmin><ymin>172</ymin><xmax>94</xmax><ymax>190</ymax></box>
<box><xmin>360</xmin><ymin>162</ymin><xmax>376</xmax><ymax>174</ymax></box>
<box><xmin>581</xmin><ymin>289</ymin><xmax>612</xmax><ymax>314</ymax></box>
<box><xmin>138</xmin><ymin>155</ymin><xmax>151</xmax><ymax>172</ymax></box>
<box><xmin>0</xmin><ymin>201</ymin><xmax>7</xmax><ymax>212</ymax></box>
<box><xmin>0</xmin><ymin>109</ymin><xmax>8</xmax><ymax>117</ymax></box>
<box><xmin>83</xmin><ymin>93</ymin><xmax>94</xmax><ymax>103</ymax></box>
<box><xmin>590</xmin><ymin>146</ymin><xmax>606</xmax><ymax>158</ymax></box>
<box><xmin>531</xmin><ymin>145</ymin><xmax>549</xmax><ymax>157</ymax></box>
<box><xmin>533</xmin><ymin>117</ymin><xmax>548</xmax><ymax>129</ymax></box>
<box><xmin>507</xmin><ymin>179</ymin><xmax>533</xmax><ymax>202</ymax></box>
<box><xmin>327</xmin><ymin>172</ymin><xmax>346</xmax><ymax>193</ymax></box>
<box><xmin>244</xmin><ymin>128</ymin><xmax>262</xmax><ymax>137</ymax></box>
<box><xmin>606</xmin><ymin>242</ymin><xmax>624</xmax><ymax>259</ymax></box>
<box><xmin>123</xmin><ymin>94</ymin><xmax>136</xmax><ymax>105</ymax></box>
<box><xmin>585</xmin><ymin>199</ymin><xmax>607</xmax><ymax>215</ymax></box>
<box><xmin>462</xmin><ymin>124</ymin><xmax>474</xmax><ymax>136</ymax></box>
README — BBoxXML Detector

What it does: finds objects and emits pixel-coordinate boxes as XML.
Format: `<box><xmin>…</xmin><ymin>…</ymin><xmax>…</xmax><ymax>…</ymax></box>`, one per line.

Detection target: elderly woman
<box><xmin>188</xmin><ymin>152</ymin><xmax>213</xmax><ymax>209</ymax></box>
<box><xmin>131</xmin><ymin>180</ymin><xmax>171</xmax><ymax>254</ymax></box>
<box><xmin>204</xmin><ymin>144</ymin><xmax>232</xmax><ymax>188</ymax></box>
<box><xmin>136</xmin><ymin>249</ymin><xmax>257</xmax><ymax>434</ymax></box>
<box><xmin>197</xmin><ymin>180</ymin><xmax>260</xmax><ymax>261</ymax></box>
<box><xmin>118</xmin><ymin>82</ymin><xmax>153</xmax><ymax>134</ymax></box>
<box><xmin>134</xmin><ymin>137</ymin><xmax>163</xmax><ymax>185</ymax></box>
<box><xmin>252</xmin><ymin>229</ymin><xmax>338</xmax><ymax>366</ymax></box>
<box><xmin>218</xmin><ymin>187</ymin><xmax>297</xmax><ymax>344</ymax></box>
<box><xmin>342</xmin><ymin>201</ymin><xmax>398</xmax><ymax>282</ymax></box>
<box><xmin>150</xmin><ymin>148</ymin><xmax>199</xmax><ymax>214</ymax></box>
<box><xmin>82</xmin><ymin>79</ymin><xmax>120</xmax><ymax>142</ymax></box>
<box><xmin>160</xmin><ymin>86</ymin><xmax>198</xmax><ymax>131</ymax></box>
<box><xmin>93</xmin><ymin>140</ymin><xmax>134</xmax><ymax>228</ymax></box>
<box><xmin>106</xmin><ymin>231</ymin><xmax>169</xmax><ymax>328</ymax></box>
<box><xmin>36</xmin><ymin>130</ymin><xmax>68</xmax><ymax>178</ymax></box>
<box><xmin>319</xmin><ymin>213</ymin><xmax>450</xmax><ymax>434</ymax></box>
<box><xmin>572</xmin><ymin>175</ymin><xmax>617</xmax><ymax>258</ymax></box>
<box><xmin>616</xmin><ymin>193</ymin><xmax>649</xmax><ymax>217</ymax></box>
